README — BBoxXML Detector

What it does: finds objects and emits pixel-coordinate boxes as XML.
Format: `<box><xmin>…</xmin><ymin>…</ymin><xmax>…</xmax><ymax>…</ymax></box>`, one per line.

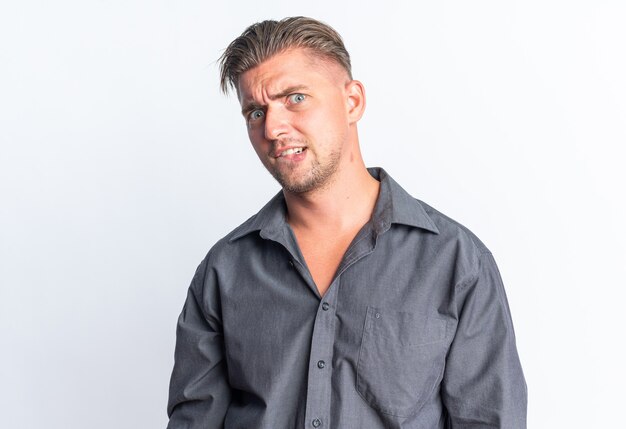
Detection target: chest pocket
<box><xmin>356</xmin><ymin>306</ymin><xmax>448</xmax><ymax>417</ymax></box>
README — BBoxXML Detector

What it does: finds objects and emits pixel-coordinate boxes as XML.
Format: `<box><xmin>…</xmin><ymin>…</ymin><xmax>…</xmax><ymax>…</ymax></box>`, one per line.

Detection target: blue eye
<box><xmin>249</xmin><ymin>109</ymin><xmax>264</xmax><ymax>121</ymax></box>
<box><xmin>288</xmin><ymin>93</ymin><xmax>306</xmax><ymax>104</ymax></box>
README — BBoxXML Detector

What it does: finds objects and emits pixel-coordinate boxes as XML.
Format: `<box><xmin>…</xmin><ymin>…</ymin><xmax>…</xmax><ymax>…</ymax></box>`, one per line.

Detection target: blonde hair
<box><xmin>218</xmin><ymin>16</ymin><xmax>352</xmax><ymax>94</ymax></box>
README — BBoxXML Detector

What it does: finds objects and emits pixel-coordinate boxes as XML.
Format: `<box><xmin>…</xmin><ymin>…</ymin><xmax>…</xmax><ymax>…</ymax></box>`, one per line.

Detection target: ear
<box><xmin>345</xmin><ymin>80</ymin><xmax>366</xmax><ymax>124</ymax></box>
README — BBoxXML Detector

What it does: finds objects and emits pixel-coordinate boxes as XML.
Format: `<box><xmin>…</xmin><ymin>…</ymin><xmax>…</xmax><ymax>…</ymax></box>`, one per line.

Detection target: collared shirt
<box><xmin>167</xmin><ymin>167</ymin><xmax>527</xmax><ymax>429</ymax></box>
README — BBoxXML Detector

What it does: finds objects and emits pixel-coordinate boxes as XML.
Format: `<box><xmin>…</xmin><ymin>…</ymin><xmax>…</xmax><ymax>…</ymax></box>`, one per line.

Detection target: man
<box><xmin>167</xmin><ymin>16</ymin><xmax>527</xmax><ymax>429</ymax></box>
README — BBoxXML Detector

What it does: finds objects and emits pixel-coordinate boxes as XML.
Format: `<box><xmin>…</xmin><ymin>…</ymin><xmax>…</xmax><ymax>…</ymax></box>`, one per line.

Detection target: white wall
<box><xmin>1</xmin><ymin>1</ymin><xmax>624</xmax><ymax>427</ymax></box>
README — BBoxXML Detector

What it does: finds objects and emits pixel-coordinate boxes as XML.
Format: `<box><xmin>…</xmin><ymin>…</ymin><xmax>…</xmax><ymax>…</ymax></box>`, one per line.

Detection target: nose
<box><xmin>263</xmin><ymin>106</ymin><xmax>290</xmax><ymax>141</ymax></box>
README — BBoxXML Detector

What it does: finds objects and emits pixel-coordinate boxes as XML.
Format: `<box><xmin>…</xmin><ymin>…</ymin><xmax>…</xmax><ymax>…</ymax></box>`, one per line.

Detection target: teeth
<box><xmin>280</xmin><ymin>147</ymin><xmax>304</xmax><ymax>157</ymax></box>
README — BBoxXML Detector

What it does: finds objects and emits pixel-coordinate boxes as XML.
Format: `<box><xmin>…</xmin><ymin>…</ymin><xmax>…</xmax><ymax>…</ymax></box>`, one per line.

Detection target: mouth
<box><xmin>275</xmin><ymin>147</ymin><xmax>306</xmax><ymax>158</ymax></box>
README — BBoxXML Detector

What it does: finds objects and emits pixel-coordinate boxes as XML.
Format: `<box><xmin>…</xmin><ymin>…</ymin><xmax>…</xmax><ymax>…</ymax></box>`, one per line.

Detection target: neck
<box><xmin>283</xmin><ymin>151</ymin><xmax>380</xmax><ymax>233</ymax></box>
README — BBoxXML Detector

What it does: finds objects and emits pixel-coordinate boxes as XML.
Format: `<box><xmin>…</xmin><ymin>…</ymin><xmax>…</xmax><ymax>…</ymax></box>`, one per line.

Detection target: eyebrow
<box><xmin>241</xmin><ymin>85</ymin><xmax>309</xmax><ymax>116</ymax></box>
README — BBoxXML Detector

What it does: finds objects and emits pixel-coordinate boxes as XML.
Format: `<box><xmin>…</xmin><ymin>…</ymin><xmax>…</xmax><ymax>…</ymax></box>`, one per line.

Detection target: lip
<box><xmin>272</xmin><ymin>146</ymin><xmax>307</xmax><ymax>158</ymax></box>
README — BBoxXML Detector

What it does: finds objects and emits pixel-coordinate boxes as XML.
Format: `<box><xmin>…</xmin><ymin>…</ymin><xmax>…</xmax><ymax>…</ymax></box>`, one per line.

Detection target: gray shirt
<box><xmin>167</xmin><ymin>167</ymin><xmax>527</xmax><ymax>428</ymax></box>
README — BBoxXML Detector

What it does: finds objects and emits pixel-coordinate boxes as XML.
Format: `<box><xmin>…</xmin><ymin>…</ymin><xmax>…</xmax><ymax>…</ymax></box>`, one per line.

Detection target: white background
<box><xmin>1</xmin><ymin>1</ymin><xmax>625</xmax><ymax>428</ymax></box>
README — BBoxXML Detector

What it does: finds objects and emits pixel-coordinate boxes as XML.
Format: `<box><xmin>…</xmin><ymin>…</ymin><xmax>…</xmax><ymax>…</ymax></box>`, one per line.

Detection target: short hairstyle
<box><xmin>218</xmin><ymin>16</ymin><xmax>352</xmax><ymax>95</ymax></box>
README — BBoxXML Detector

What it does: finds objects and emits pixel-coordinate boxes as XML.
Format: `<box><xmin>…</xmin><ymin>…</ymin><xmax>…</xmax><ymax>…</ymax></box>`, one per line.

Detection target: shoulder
<box><xmin>203</xmin><ymin>211</ymin><xmax>263</xmax><ymax>263</ymax></box>
<box><xmin>410</xmin><ymin>197</ymin><xmax>496</xmax><ymax>289</ymax></box>
<box><xmin>194</xmin><ymin>190</ymin><xmax>281</xmax><ymax>277</ymax></box>
<box><xmin>417</xmin><ymin>198</ymin><xmax>491</xmax><ymax>256</ymax></box>
<box><xmin>377</xmin><ymin>167</ymin><xmax>491</xmax><ymax>259</ymax></box>
<box><xmin>186</xmin><ymin>212</ymin><xmax>262</xmax><ymax>298</ymax></box>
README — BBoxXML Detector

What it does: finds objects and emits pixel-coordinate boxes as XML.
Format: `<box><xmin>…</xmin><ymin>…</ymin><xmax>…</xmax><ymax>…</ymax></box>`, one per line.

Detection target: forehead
<box><xmin>237</xmin><ymin>48</ymin><xmax>346</xmax><ymax>102</ymax></box>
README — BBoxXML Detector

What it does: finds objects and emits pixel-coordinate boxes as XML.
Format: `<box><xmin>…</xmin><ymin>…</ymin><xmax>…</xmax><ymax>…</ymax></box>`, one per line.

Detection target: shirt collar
<box><xmin>229</xmin><ymin>167</ymin><xmax>439</xmax><ymax>242</ymax></box>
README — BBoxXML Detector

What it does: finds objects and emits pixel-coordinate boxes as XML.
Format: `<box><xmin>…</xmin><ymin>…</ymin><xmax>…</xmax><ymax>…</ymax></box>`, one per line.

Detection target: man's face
<box><xmin>237</xmin><ymin>48</ymin><xmax>355</xmax><ymax>194</ymax></box>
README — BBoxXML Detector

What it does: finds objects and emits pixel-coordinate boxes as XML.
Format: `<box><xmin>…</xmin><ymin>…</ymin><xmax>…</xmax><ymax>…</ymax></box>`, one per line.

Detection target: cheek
<box><xmin>247</xmin><ymin>126</ymin><xmax>263</xmax><ymax>144</ymax></box>
<box><xmin>306</xmin><ymin>110</ymin><xmax>348</xmax><ymax>142</ymax></box>
<box><xmin>248</xmin><ymin>131</ymin><xmax>270</xmax><ymax>158</ymax></box>
<box><xmin>312</xmin><ymin>100</ymin><xmax>348</xmax><ymax>128</ymax></box>
<box><xmin>298</xmin><ymin>110</ymin><xmax>338</xmax><ymax>135</ymax></box>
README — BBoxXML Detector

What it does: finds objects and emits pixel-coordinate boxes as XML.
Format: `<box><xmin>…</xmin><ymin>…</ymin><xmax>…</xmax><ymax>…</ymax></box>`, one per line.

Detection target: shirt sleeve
<box><xmin>166</xmin><ymin>259</ymin><xmax>232</xmax><ymax>428</ymax></box>
<box><xmin>442</xmin><ymin>251</ymin><xmax>527</xmax><ymax>428</ymax></box>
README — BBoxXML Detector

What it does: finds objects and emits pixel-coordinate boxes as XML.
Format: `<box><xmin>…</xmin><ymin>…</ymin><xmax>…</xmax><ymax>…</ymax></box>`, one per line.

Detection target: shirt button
<box><xmin>375</xmin><ymin>312</ymin><xmax>381</xmax><ymax>319</ymax></box>
<box><xmin>312</xmin><ymin>419</ymin><xmax>322</xmax><ymax>427</ymax></box>
<box><xmin>321</xmin><ymin>302</ymin><xmax>330</xmax><ymax>311</ymax></box>
<box><xmin>289</xmin><ymin>260</ymin><xmax>294</xmax><ymax>268</ymax></box>
<box><xmin>317</xmin><ymin>360</ymin><xmax>325</xmax><ymax>369</ymax></box>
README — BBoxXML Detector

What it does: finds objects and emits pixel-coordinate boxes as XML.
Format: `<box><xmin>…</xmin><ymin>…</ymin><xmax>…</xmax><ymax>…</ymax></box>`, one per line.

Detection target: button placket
<box><xmin>303</xmin><ymin>213</ymin><xmax>380</xmax><ymax>427</ymax></box>
<box><xmin>304</xmin><ymin>283</ymin><xmax>338</xmax><ymax>429</ymax></box>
